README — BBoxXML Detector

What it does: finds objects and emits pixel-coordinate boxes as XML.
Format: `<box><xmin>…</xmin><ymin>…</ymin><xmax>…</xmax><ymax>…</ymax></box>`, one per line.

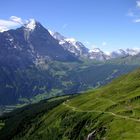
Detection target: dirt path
<box><xmin>63</xmin><ymin>102</ymin><xmax>140</xmax><ymax>123</ymax></box>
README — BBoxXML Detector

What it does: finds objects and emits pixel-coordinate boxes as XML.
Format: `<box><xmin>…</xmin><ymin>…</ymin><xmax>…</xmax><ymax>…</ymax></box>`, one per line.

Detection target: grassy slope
<box><xmin>1</xmin><ymin>69</ymin><xmax>140</xmax><ymax>139</ymax></box>
<box><xmin>0</xmin><ymin>95</ymin><xmax>72</xmax><ymax>140</ymax></box>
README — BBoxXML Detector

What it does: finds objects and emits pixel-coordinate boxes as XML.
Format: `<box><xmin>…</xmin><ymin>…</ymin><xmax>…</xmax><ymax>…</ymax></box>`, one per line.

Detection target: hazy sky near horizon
<box><xmin>0</xmin><ymin>0</ymin><xmax>140</xmax><ymax>52</ymax></box>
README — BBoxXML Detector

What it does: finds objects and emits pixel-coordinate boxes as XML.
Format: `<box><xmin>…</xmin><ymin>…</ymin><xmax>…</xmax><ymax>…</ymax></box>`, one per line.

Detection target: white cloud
<box><xmin>0</xmin><ymin>19</ymin><xmax>21</xmax><ymax>32</ymax></box>
<box><xmin>102</xmin><ymin>42</ymin><xmax>107</xmax><ymax>46</ymax></box>
<box><xmin>127</xmin><ymin>10</ymin><xmax>135</xmax><ymax>17</ymax></box>
<box><xmin>127</xmin><ymin>1</ymin><xmax>140</xmax><ymax>23</ymax></box>
<box><xmin>133</xmin><ymin>18</ymin><xmax>140</xmax><ymax>22</ymax></box>
<box><xmin>10</xmin><ymin>16</ymin><xmax>23</xmax><ymax>25</ymax></box>
<box><xmin>0</xmin><ymin>19</ymin><xmax>18</xmax><ymax>27</ymax></box>
<box><xmin>136</xmin><ymin>0</ymin><xmax>140</xmax><ymax>8</ymax></box>
<box><xmin>0</xmin><ymin>16</ymin><xmax>26</xmax><ymax>32</ymax></box>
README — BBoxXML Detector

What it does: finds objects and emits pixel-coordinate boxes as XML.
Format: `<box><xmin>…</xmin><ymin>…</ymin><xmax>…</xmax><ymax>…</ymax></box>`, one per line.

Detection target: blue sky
<box><xmin>0</xmin><ymin>0</ymin><xmax>140</xmax><ymax>52</ymax></box>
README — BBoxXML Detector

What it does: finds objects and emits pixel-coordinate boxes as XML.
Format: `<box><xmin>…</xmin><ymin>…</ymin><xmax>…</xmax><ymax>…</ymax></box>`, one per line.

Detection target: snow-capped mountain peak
<box><xmin>126</xmin><ymin>48</ymin><xmax>140</xmax><ymax>56</ymax></box>
<box><xmin>49</xmin><ymin>30</ymin><xmax>112</xmax><ymax>61</ymax></box>
<box><xmin>116</xmin><ymin>49</ymin><xmax>126</xmax><ymax>54</ymax></box>
<box><xmin>109</xmin><ymin>49</ymin><xmax>127</xmax><ymax>58</ymax></box>
<box><xmin>49</xmin><ymin>30</ymin><xmax>89</xmax><ymax>57</ymax></box>
<box><xmin>65</xmin><ymin>38</ymin><xmax>76</xmax><ymax>43</ymax></box>
<box><xmin>48</xmin><ymin>30</ymin><xmax>140</xmax><ymax>61</ymax></box>
<box><xmin>109</xmin><ymin>48</ymin><xmax>140</xmax><ymax>58</ymax></box>
<box><xmin>88</xmin><ymin>48</ymin><xmax>110</xmax><ymax>61</ymax></box>
<box><xmin>65</xmin><ymin>38</ymin><xmax>80</xmax><ymax>50</ymax></box>
<box><xmin>25</xmin><ymin>19</ymin><xmax>37</xmax><ymax>31</ymax></box>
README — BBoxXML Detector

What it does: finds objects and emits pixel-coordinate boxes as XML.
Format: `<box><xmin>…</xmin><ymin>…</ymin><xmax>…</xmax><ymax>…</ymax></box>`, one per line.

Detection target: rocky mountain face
<box><xmin>49</xmin><ymin>31</ymin><xmax>89</xmax><ymax>58</ymax></box>
<box><xmin>88</xmin><ymin>48</ymin><xmax>110</xmax><ymax>61</ymax></box>
<box><xmin>49</xmin><ymin>31</ymin><xmax>109</xmax><ymax>61</ymax></box>
<box><xmin>0</xmin><ymin>20</ymin><xmax>80</xmax><ymax>105</ymax></box>
<box><xmin>0</xmin><ymin>19</ymin><xmax>78</xmax><ymax>66</ymax></box>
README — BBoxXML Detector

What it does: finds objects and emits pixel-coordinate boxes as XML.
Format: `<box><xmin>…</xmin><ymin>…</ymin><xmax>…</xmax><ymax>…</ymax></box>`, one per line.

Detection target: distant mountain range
<box><xmin>0</xmin><ymin>19</ymin><xmax>139</xmax><ymax>106</ymax></box>
<box><xmin>1</xmin><ymin>19</ymin><xmax>140</xmax><ymax>62</ymax></box>
<box><xmin>49</xmin><ymin>30</ymin><xmax>140</xmax><ymax>61</ymax></box>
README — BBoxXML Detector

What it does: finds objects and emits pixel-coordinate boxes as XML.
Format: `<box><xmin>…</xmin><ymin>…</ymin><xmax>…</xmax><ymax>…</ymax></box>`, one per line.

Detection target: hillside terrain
<box><xmin>0</xmin><ymin>19</ymin><xmax>139</xmax><ymax>106</ymax></box>
<box><xmin>0</xmin><ymin>68</ymin><xmax>140</xmax><ymax>139</ymax></box>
